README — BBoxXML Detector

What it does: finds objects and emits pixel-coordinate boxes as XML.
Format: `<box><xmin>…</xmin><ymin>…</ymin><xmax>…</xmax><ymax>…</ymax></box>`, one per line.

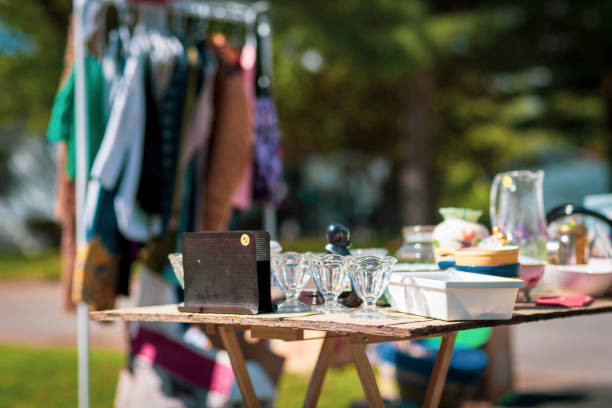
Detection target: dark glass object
<box><xmin>324</xmin><ymin>223</ymin><xmax>362</xmax><ymax>307</ymax></box>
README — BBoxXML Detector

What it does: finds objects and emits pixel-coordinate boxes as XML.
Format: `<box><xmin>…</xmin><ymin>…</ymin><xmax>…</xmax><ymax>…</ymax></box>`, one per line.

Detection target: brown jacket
<box><xmin>201</xmin><ymin>55</ymin><xmax>253</xmax><ymax>230</ymax></box>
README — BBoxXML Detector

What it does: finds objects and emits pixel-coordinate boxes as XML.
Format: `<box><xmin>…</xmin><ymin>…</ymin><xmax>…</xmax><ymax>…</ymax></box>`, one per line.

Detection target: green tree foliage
<box><xmin>270</xmin><ymin>0</ymin><xmax>611</xmax><ymax>223</ymax></box>
<box><xmin>270</xmin><ymin>1</ymin><xmax>514</xmax><ymax>162</ymax></box>
<box><xmin>0</xmin><ymin>0</ymin><xmax>70</xmax><ymax>133</ymax></box>
<box><xmin>431</xmin><ymin>1</ymin><xmax>612</xmax><ymax>219</ymax></box>
<box><xmin>1</xmin><ymin>0</ymin><xmax>609</xmax><ymax>226</ymax></box>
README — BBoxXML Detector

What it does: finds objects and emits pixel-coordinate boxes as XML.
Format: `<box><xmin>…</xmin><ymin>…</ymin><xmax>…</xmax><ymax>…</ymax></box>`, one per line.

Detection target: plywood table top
<box><xmin>89</xmin><ymin>298</ymin><xmax>612</xmax><ymax>340</ymax></box>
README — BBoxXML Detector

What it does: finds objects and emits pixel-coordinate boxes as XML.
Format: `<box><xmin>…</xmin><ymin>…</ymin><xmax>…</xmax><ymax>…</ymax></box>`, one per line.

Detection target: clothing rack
<box><xmin>71</xmin><ymin>1</ymin><xmax>274</xmax><ymax>406</ymax></box>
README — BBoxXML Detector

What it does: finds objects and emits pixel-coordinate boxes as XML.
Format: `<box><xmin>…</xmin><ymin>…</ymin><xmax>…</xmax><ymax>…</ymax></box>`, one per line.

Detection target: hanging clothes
<box><xmin>181</xmin><ymin>45</ymin><xmax>217</xmax><ymax>168</ymax></box>
<box><xmin>141</xmin><ymin>44</ymin><xmax>200</xmax><ymax>274</ymax></box>
<box><xmin>47</xmin><ymin>54</ymin><xmax>106</xmax><ymax>180</ymax></box>
<box><xmin>49</xmin><ymin>16</ymin><xmax>282</xmax><ymax>406</ymax></box>
<box><xmin>138</xmin><ymin>38</ymin><xmax>188</xmax><ymax>231</ymax></box>
<box><xmin>228</xmin><ymin>41</ymin><xmax>256</xmax><ymax>212</ymax></box>
<box><xmin>50</xmin><ymin>15</ymin><xmax>82</xmax><ymax>312</ymax></box>
<box><xmin>91</xmin><ymin>32</ymin><xmax>156</xmax><ymax>243</ymax></box>
<box><xmin>117</xmin><ymin>41</ymin><xmax>275</xmax><ymax>408</ymax></box>
<box><xmin>252</xmin><ymin>29</ymin><xmax>283</xmax><ymax>206</ymax></box>
<box><xmin>189</xmin><ymin>45</ymin><xmax>218</xmax><ymax>230</ymax></box>
<box><xmin>70</xmin><ymin>30</ymin><xmax>148</xmax><ymax>310</ymax></box>
<box><xmin>48</xmin><ymin>53</ymin><xmax>107</xmax><ymax>309</ymax></box>
<box><xmin>54</xmin><ymin>143</ymin><xmax>77</xmax><ymax>311</ymax></box>
<box><xmin>252</xmin><ymin>95</ymin><xmax>283</xmax><ymax>205</ymax></box>
<box><xmin>200</xmin><ymin>42</ymin><xmax>253</xmax><ymax>230</ymax></box>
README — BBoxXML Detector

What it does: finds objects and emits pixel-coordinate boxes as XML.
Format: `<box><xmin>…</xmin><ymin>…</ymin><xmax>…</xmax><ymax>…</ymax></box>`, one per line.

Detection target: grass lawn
<box><xmin>0</xmin><ymin>250</ymin><xmax>62</xmax><ymax>280</ymax></box>
<box><xmin>0</xmin><ymin>345</ymin><xmax>364</xmax><ymax>407</ymax></box>
<box><xmin>0</xmin><ymin>345</ymin><xmax>123</xmax><ymax>408</ymax></box>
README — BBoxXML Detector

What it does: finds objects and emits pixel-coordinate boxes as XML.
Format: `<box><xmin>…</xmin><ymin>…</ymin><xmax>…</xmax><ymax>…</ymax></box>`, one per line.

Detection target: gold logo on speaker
<box><xmin>240</xmin><ymin>234</ymin><xmax>250</xmax><ymax>246</ymax></box>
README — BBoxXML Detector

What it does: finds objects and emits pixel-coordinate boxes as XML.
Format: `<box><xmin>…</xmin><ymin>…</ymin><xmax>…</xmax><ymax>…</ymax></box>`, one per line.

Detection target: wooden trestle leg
<box><xmin>423</xmin><ymin>332</ymin><xmax>458</xmax><ymax>408</ymax></box>
<box><xmin>348</xmin><ymin>341</ymin><xmax>385</xmax><ymax>408</ymax></box>
<box><xmin>303</xmin><ymin>334</ymin><xmax>339</xmax><ymax>408</ymax></box>
<box><xmin>217</xmin><ymin>326</ymin><xmax>260</xmax><ymax>408</ymax></box>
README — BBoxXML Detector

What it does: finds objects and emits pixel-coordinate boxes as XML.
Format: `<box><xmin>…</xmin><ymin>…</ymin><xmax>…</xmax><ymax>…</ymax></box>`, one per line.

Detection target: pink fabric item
<box><xmin>130</xmin><ymin>326</ymin><xmax>234</xmax><ymax>395</ymax></box>
<box><xmin>536</xmin><ymin>295</ymin><xmax>594</xmax><ymax>307</ymax></box>
<box><xmin>230</xmin><ymin>43</ymin><xmax>256</xmax><ymax>211</ymax></box>
<box><xmin>241</xmin><ymin>43</ymin><xmax>256</xmax><ymax>103</ymax></box>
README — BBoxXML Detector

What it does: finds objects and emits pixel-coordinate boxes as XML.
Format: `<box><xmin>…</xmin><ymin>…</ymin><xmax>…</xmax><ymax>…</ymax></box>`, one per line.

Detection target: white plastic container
<box><xmin>387</xmin><ymin>270</ymin><xmax>523</xmax><ymax>321</ymax></box>
<box><xmin>394</xmin><ymin>263</ymin><xmax>439</xmax><ymax>272</ymax></box>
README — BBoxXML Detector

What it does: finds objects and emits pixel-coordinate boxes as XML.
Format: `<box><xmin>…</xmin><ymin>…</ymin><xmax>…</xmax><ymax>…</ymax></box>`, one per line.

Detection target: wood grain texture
<box><xmin>303</xmin><ymin>334</ymin><xmax>338</xmax><ymax>408</ymax></box>
<box><xmin>89</xmin><ymin>299</ymin><xmax>612</xmax><ymax>340</ymax></box>
<box><xmin>423</xmin><ymin>332</ymin><xmax>457</xmax><ymax>408</ymax></box>
<box><xmin>349</xmin><ymin>342</ymin><xmax>385</xmax><ymax>408</ymax></box>
<box><xmin>251</xmin><ymin>327</ymin><xmax>304</xmax><ymax>341</ymax></box>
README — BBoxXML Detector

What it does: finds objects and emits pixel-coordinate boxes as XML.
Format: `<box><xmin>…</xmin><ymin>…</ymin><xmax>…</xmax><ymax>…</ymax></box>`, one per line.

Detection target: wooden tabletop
<box><xmin>89</xmin><ymin>298</ymin><xmax>612</xmax><ymax>340</ymax></box>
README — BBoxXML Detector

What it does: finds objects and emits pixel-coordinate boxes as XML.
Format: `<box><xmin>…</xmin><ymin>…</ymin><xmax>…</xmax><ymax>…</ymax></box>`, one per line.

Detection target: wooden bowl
<box><xmin>454</xmin><ymin>246</ymin><xmax>519</xmax><ymax>267</ymax></box>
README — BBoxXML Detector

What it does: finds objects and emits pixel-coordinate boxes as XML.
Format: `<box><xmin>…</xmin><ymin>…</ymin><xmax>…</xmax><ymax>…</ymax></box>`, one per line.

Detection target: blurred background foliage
<box><xmin>0</xmin><ymin>0</ymin><xmax>610</xmax><ymax>247</ymax></box>
<box><xmin>270</xmin><ymin>0</ymin><xmax>611</xmax><ymax>233</ymax></box>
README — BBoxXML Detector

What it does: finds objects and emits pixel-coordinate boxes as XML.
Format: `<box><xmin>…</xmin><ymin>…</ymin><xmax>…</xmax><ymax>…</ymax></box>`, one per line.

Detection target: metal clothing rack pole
<box><xmin>73</xmin><ymin>1</ymin><xmax>274</xmax><ymax>407</ymax></box>
<box><xmin>107</xmin><ymin>0</ymin><xmax>269</xmax><ymax>25</ymax></box>
<box><xmin>72</xmin><ymin>0</ymin><xmax>90</xmax><ymax>407</ymax></box>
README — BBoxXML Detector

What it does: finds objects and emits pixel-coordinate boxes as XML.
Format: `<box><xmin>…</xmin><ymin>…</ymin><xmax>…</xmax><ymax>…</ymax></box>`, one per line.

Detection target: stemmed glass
<box><xmin>271</xmin><ymin>252</ymin><xmax>312</xmax><ymax>312</ymax></box>
<box><xmin>307</xmin><ymin>253</ymin><xmax>356</xmax><ymax>313</ymax></box>
<box><xmin>349</xmin><ymin>255</ymin><xmax>397</xmax><ymax>319</ymax></box>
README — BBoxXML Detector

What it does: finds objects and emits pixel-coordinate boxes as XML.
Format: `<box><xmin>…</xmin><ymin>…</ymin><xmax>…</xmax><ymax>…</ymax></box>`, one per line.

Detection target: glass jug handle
<box><xmin>490</xmin><ymin>174</ymin><xmax>502</xmax><ymax>227</ymax></box>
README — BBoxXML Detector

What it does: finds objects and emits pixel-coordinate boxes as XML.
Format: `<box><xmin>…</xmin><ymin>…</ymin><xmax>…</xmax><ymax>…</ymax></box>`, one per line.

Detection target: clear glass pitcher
<box><xmin>490</xmin><ymin>170</ymin><xmax>548</xmax><ymax>259</ymax></box>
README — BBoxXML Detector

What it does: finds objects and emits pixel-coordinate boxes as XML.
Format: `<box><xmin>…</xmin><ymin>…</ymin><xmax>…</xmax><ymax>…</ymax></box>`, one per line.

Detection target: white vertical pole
<box><xmin>73</xmin><ymin>0</ymin><xmax>90</xmax><ymax>407</ymax></box>
<box><xmin>76</xmin><ymin>303</ymin><xmax>90</xmax><ymax>408</ymax></box>
<box><xmin>263</xmin><ymin>203</ymin><xmax>277</xmax><ymax>240</ymax></box>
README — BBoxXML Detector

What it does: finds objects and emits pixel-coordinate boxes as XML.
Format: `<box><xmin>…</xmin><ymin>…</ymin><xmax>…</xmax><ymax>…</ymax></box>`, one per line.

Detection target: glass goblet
<box><xmin>271</xmin><ymin>252</ymin><xmax>311</xmax><ymax>312</ymax></box>
<box><xmin>349</xmin><ymin>255</ymin><xmax>397</xmax><ymax>319</ymax></box>
<box><xmin>308</xmin><ymin>253</ymin><xmax>355</xmax><ymax>313</ymax></box>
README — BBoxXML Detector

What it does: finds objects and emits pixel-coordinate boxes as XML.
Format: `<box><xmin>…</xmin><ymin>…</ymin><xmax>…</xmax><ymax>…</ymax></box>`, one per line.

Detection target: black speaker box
<box><xmin>179</xmin><ymin>231</ymin><xmax>273</xmax><ymax>314</ymax></box>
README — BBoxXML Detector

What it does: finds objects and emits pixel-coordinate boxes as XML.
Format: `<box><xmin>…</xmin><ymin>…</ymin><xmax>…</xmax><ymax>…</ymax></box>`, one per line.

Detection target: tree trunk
<box><xmin>399</xmin><ymin>71</ymin><xmax>435</xmax><ymax>226</ymax></box>
<box><xmin>601</xmin><ymin>70</ymin><xmax>612</xmax><ymax>192</ymax></box>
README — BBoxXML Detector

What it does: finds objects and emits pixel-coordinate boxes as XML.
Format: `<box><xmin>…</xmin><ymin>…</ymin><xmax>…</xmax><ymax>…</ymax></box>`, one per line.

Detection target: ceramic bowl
<box><xmin>534</xmin><ymin>258</ymin><xmax>612</xmax><ymax>297</ymax></box>
<box><xmin>518</xmin><ymin>256</ymin><xmax>546</xmax><ymax>290</ymax></box>
<box><xmin>455</xmin><ymin>263</ymin><xmax>520</xmax><ymax>278</ymax></box>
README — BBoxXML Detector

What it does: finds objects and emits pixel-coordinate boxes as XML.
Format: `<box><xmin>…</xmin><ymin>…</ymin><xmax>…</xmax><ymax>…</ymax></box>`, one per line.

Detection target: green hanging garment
<box><xmin>47</xmin><ymin>54</ymin><xmax>105</xmax><ymax>179</ymax></box>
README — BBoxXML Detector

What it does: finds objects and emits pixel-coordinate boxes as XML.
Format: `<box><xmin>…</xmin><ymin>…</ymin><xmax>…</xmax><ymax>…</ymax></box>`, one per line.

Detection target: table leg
<box><xmin>303</xmin><ymin>334</ymin><xmax>338</xmax><ymax>408</ymax></box>
<box><xmin>349</xmin><ymin>342</ymin><xmax>385</xmax><ymax>408</ymax></box>
<box><xmin>423</xmin><ymin>332</ymin><xmax>458</xmax><ymax>408</ymax></box>
<box><xmin>217</xmin><ymin>326</ymin><xmax>260</xmax><ymax>408</ymax></box>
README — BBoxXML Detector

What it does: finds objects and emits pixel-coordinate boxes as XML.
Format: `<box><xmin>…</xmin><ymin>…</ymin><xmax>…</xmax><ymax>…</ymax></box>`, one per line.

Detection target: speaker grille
<box><xmin>181</xmin><ymin>231</ymin><xmax>271</xmax><ymax>314</ymax></box>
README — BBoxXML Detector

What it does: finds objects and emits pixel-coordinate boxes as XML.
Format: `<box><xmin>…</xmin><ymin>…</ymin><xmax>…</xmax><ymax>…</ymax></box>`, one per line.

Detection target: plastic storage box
<box><xmin>387</xmin><ymin>270</ymin><xmax>523</xmax><ymax>321</ymax></box>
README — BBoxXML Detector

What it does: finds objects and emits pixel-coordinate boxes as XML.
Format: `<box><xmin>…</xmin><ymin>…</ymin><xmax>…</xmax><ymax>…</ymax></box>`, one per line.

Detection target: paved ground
<box><xmin>1</xmin><ymin>280</ymin><xmax>611</xmax><ymax>406</ymax></box>
<box><xmin>0</xmin><ymin>280</ymin><xmax>132</xmax><ymax>350</ymax></box>
<box><xmin>508</xmin><ymin>315</ymin><xmax>612</xmax><ymax>407</ymax></box>
<box><xmin>512</xmin><ymin>313</ymin><xmax>612</xmax><ymax>390</ymax></box>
